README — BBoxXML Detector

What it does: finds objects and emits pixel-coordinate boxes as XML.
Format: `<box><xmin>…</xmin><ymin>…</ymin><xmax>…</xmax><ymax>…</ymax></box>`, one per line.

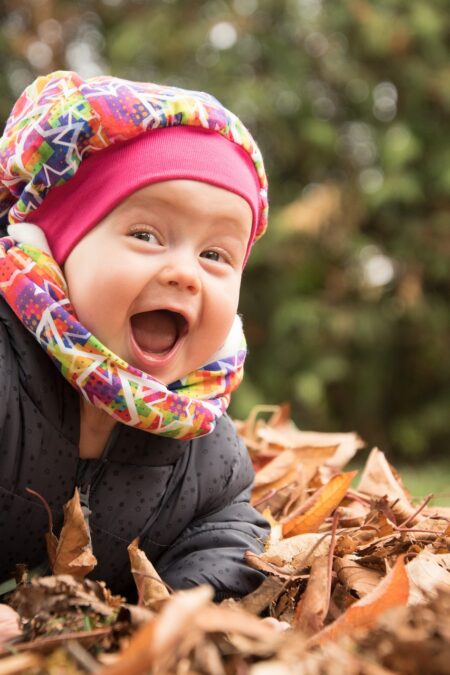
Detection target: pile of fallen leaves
<box><xmin>1</xmin><ymin>405</ymin><xmax>449</xmax><ymax>674</ymax></box>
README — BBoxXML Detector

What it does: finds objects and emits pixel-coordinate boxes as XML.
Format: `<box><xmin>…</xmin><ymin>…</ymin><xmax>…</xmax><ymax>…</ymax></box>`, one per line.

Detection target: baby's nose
<box><xmin>158</xmin><ymin>261</ymin><xmax>201</xmax><ymax>295</ymax></box>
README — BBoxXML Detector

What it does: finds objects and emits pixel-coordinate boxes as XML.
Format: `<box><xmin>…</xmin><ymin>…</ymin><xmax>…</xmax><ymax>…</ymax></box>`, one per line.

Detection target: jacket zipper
<box><xmin>76</xmin><ymin>424</ymin><xmax>121</xmax><ymax>539</ymax></box>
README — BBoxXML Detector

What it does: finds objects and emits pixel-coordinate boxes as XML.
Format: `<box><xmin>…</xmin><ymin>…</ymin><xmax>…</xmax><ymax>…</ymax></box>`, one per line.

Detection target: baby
<box><xmin>0</xmin><ymin>71</ymin><xmax>269</xmax><ymax>600</ymax></box>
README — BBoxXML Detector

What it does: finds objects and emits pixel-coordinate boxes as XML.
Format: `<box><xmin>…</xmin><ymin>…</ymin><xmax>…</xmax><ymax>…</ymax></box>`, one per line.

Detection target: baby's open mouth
<box><xmin>130</xmin><ymin>310</ymin><xmax>188</xmax><ymax>355</ymax></box>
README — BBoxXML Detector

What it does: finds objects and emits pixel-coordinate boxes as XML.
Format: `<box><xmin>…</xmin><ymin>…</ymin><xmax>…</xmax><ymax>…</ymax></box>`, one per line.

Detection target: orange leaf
<box><xmin>309</xmin><ymin>555</ymin><xmax>409</xmax><ymax>646</ymax></box>
<box><xmin>282</xmin><ymin>471</ymin><xmax>357</xmax><ymax>538</ymax></box>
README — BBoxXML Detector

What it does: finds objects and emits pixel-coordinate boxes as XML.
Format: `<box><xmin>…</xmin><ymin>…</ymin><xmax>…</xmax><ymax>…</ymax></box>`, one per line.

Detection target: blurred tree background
<box><xmin>1</xmin><ymin>0</ymin><xmax>449</xmax><ymax>462</ymax></box>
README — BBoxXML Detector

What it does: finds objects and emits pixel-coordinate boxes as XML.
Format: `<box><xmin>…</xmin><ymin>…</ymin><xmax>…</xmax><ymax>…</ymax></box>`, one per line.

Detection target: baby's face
<box><xmin>64</xmin><ymin>180</ymin><xmax>252</xmax><ymax>385</ymax></box>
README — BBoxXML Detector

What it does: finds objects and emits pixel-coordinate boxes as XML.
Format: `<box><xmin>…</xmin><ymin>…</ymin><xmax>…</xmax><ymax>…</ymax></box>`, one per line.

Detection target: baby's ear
<box><xmin>208</xmin><ymin>315</ymin><xmax>244</xmax><ymax>362</ymax></box>
<box><xmin>7</xmin><ymin>223</ymin><xmax>52</xmax><ymax>256</ymax></box>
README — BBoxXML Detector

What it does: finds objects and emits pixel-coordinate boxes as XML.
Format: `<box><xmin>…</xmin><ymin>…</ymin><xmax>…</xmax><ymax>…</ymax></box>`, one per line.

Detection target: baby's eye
<box><xmin>200</xmin><ymin>250</ymin><xmax>224</xmax><ymax>263</ymax></box>
<box><xmin>130</xmin><ymin>230</ymin><xmax>160</xmax><ymax>244</ymax></box>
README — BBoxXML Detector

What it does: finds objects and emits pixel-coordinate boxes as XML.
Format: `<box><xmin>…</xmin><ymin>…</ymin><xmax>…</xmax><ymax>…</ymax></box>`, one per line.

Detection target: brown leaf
<box><xmin>334</xmin><ymin>534</ymin><xmax>359</xmax><ymax>557</ymax></box>
<box><xmin>128</xmin><ymin>538</ymin><xmax>169</xmax><ymax>608</ymax></box>
<box><xmin>257</xmin><ymin>425</ymin><xmax>363</xmax><ymax>469</ymax></box>
<box><xmin>251</xmin><ymin>459</ymin><xmax>303</xmax><ymax>507</ymax></box>
<box><xmin>195</xmin><ymin>604</ymin><xmax>282</xmax><ymax>642</ymax></box>
<box><xmin>10</xmin><ymin>575</ymin><xmax>120</xmax><ymax>623</ymax></box>
<box><xmin>260</xmin><ymin>532</ymin><xmax>330</xmax><ymax>574</ymax></box>
<box><xmin>358</xmin><ymin>448</ymin><xmax>417</xmax><ymax>523</ymax></box>
<box><xmin>98</xmin><ymin>585</ymin><xmax>213</xmax><ymax>675</ymax></box>
<box><xmin>53</xmin><ymin>488</ymin><xmax>97</xmax><ymax>578</ymax></box>
<box><xmin>294</xmin><ymin>553</ymin><xmax>330</xmax><ymax>635</ymax></box>
<box><xmin>309</xmin><ymin>555</ymin><xmax>409</xmax><ymax>646</ymax></box>
<box><xmin>282</xmin><ymin>471</ymin><xmax>357</xmax><ymax>538</ymax></box>
<box><xmin>346</xmin><ymin>506</ymin><xmax>398</xmax><ymax>548</ymax></box>
<box><xmin>335</xmin><ymin>555</ymin><xmax>383</xmax><ymax>598</ymax></box>
<box><xmin>253</xmin><ymin>449</ymin><xmax>300</xmax><ymax>489</ymax></box>
<box><xmin>251</xmin><ymin>447</ymin><xmax>340</xmax><ymax>508</ymax></box>
<box><xmin>238</xmin><ymin>576</ymin><xmax>286</xmax><ymax>615</ymax></box>
<box><xmin>406</xmin><ymin>550</ymin><xmax>450</xmax><ymax>605</ymax></box>
<box><xmin>244</xmin><ymin>551</ymin><xmax>299</xmax><ymax>579</ymax></box>
<box><xmin>336</xmin><ymin>499</ymin><xmax>369</xmax><ymax>528</ymax></box>
<box><xmin>26</xmin><ymin>487</ymin><xmax>96</xmax><ymax>578</ymax></box>
<box><xmin>415</xmin><ymin>514</ymin><xmax>450</xmax><ymax>535</ymax></box>
<box><xmin>236</xmin><ymin>404</ymin><xmax>363</xmax><ymax>473</ymax></box>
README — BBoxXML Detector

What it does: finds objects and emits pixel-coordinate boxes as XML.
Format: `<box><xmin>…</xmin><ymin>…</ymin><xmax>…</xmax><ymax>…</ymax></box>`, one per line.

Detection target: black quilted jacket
<box><xmin>0</xmin><ymin>297</ymin><xmax>269</xmax><ymax>600</ymax></box>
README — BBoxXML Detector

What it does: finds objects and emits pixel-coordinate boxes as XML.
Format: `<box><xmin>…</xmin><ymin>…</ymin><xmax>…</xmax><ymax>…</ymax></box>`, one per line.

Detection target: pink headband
<box><xmin>31</xmin><ymin>126</ymin><xmax>262</xmax><ymax>266</ymax></box>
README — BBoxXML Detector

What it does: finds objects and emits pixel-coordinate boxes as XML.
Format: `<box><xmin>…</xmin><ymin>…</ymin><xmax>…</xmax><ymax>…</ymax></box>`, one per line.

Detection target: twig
<box><xmin>25</xmin><ymin>488</ymin><xmax>54</xmax><ymax>532</ymax></box>
<box><xmin>346</xmin><ymin>490</ymin><xmax>372</xmax><ymax>506</ymax></box>
<box><xmin>252</xmin><ymin>489</ymin><xmax>278</xmax><ymax>508</ymax></box>
<box><xmin>395</xmin><ymin>527</ymin><xmax>446</xmax><ymax>534</ymax></box>
<box><xmin>66</xmin><ymin>640</ymin><xmax>101</xmax><ymax>672</ymax></box>
<box><xmin>0</xmin><ymin>627</ymin><xmax>113</xmax><ymax>656</ymax></box>
<box><xmin>397</xmin><ymin>494</ymin><xmax>434</xmax><ymax>528</ymax></box>
<box><xmin>252</xmin><ymin>481</ymin><xmax>300</xmax><ymax>509</ymax></box>
<box><xmin>324</xmin><ymin>510</ymin><xmax>340</xmax><ymax>620</ymax></box>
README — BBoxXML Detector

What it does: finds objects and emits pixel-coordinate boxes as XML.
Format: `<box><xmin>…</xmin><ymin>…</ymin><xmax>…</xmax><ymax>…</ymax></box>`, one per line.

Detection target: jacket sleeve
<box><xmin>154</xmin><ymin>417</ymin><xmax>270</xmax><ymax>601</ymax></box>
<box><xmin>0</xmin><ymin>311</ymin><xmax>12</xmax><ymax>437</ymax></box>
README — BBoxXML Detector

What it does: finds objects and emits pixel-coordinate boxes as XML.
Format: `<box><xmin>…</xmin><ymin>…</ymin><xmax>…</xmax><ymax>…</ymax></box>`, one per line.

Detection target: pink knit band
<box><xmin>31</xmin><ymin>126</ymin><xmax>262</xmax><ymax>265</ymax></box>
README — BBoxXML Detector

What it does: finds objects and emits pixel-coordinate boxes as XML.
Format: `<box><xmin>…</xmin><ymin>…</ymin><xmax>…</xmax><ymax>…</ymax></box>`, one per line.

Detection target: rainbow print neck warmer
<box><xmin>0</xmin><ymin>237</ymin><xmax>246</xmax><ymax>440</ymax></box>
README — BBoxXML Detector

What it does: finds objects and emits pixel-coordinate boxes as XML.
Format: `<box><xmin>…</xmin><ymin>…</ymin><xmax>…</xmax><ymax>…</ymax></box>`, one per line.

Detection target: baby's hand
<box><xmin>261</xmin><ymin>617</ymin><xmax>291</xmax><ymax>632</ymax></box>
<box><xmin>0</xmin><ymin>604</ymin><xmax>21</xmax><ymax>643</ymax></box>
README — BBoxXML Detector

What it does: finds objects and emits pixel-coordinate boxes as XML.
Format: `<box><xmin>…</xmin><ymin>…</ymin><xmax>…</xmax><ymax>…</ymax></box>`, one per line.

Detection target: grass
<box><xmin>397</xmin><ymin>462</ymin><xmax>450</xmax><ymax>507</ymax></box>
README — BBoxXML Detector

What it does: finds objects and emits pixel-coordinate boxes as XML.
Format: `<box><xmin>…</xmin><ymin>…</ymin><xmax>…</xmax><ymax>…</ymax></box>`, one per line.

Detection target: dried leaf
<box><xmin>335</xmin><ymin>556</ymin><xmax>383</xmax><ymax>598</ymax></box>
<box><xmin>252</xmin><ymin>447</ymin><xmax>339</xmax><ymax>507</ymax></box>
<box><xmin>98</xmin><ymin>585</ymin><xmax>213</xmax><ymax>675</ymax></box>
<box><xmin>195</xmin><ymin>605</ymin><xmax>283</xmax><ymax>641</ymax></box>
<box><xmin>294</xmin><ymin>553</ymin><xmax>330</xmax><ymax>635</ymax></box>
<box><xmin>406</xmin><ymin>550</ymin><xmax>450</xmax><ymax>605</ymax></box>
<box><xmin>238</xmin><ymin>577</ymin><xmax>286</xmax><ymax>615</ymax></box>
<box><xmin>363</xmin><ymin>508</ymin><xmax>396</xmax><ymax>538</ymax></box>
<box><xmin>244</xmin><ymin>551</ymin><xmax>298</xmax><ymax>579</ymax></box>
<box><xmin>358</xmin><ymin>448</ymin><xmax>417</xmax><ymax>523</ymax></box>
<box><xmin>53</xmin><ymin>488</ymin><xmax>97</xmax><ymax>578</ymax></box>
<box><xmin>128</xmin><ymin>538</ymin><xmax>170</xmax><ymax>608</ymax></box>
<box><xmin>309</xmin><ymin>555</ymin><xmax>409</xmax><ymax>645</ymax></box>
<box><xmin>236</xmin><ymin>405</ymin><xmax>363</xmax><ymax>472</ymax></box>
<box><xmin>235</xmin><ymin>405</ymin><xmax>282</xmax><ymax>444</ymax></box>
<box><xmin>415</xmin><ymin>515</ymin><xmax>450</xmax><ymax>535</ymax></box>
<box><xmin>260</xmin><ymin>533</ymin><xmax>330</xmax><ymax>574</ymax></box>
<box><xmin>282</xmin><ymin>471</ymin><xmax>357</xmax><ymax>537</ymax></box>
<box><xmin>334</xmin><ymin>534</ymin><xmax>359</xmax><ymax>557</ymax></box>
<box><xmin>261</xmin><ymin>508</ymin><xmax>282</xmax><ymax>547</ymax></box>
<box><xmin>253</xmin><ymin>450</ymin><xmax>300</xmax><ymax>489</ymax></box>
<box><xmin>10</xmin><ymin>575</ymin><xmax>120</xmax><ymax>623</ymax></box>
<box><xmin>257</xmin><ymin>425</ymin><xmax>363</xmax><ymax>469</ymax></box>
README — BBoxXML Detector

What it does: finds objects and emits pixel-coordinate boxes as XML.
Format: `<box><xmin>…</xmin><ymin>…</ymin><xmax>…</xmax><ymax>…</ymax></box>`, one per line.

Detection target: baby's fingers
<box><xmin>261</xmin><ymin>617</ymin><xmax>291</xmax><ymax>632</ymax></box>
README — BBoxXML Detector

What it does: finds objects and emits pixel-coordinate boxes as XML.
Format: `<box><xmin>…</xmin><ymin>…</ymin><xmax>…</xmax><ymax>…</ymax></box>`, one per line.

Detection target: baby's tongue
<box><xmin>131</xmin><ymin>310</ymin><xmax>178</xmax><ymax>354</ymax></box>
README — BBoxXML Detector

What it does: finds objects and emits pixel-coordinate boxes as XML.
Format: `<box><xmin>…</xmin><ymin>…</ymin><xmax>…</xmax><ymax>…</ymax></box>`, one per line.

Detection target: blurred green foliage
<box><xmin>1</xmin><ymin>0</ymin><xmax>449</xmax><ymax>459</ymax></box>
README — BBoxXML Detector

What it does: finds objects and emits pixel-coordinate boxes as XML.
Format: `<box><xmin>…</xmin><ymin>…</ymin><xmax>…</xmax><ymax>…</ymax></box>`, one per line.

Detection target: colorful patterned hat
<box><xmin>0</xmin><ymin>70</ymin><xmax>268</xmax><ymax>259</ymax></box>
